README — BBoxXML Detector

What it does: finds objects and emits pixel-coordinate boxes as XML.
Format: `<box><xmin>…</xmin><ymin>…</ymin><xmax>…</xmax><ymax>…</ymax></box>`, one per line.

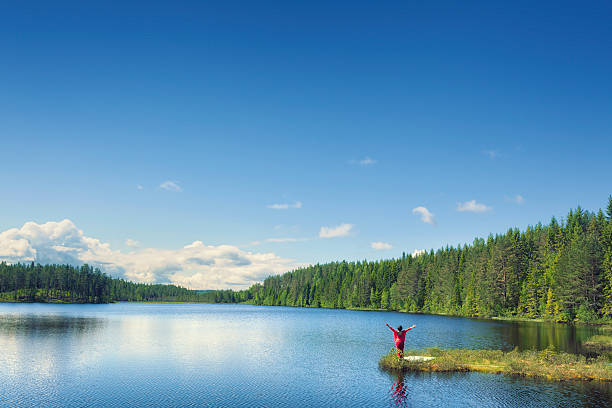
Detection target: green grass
<box><xmin>379</xmin><ymin>347</ymin><xmax>612</xmax><ymax>382</ymax></box>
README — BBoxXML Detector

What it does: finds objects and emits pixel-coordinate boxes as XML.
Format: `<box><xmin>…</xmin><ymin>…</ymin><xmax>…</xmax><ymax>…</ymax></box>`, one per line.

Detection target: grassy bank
<box><xmin>379</xmin><ymin>347</ymin><xmax>612</xmax><ymax>381</ymax></box>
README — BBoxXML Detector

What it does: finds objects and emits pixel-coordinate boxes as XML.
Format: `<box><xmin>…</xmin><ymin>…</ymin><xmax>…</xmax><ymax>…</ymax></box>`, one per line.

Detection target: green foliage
<box><xmin>0</xmin><ymin>263</ymin><xmax>233</xmax><ymax>304</ymax></box>
<box><xmin>226</xmin><ymin>198</ymin><xmax>612</xmax><ymax>322</ymax></box>
<box><xmin>576</xmin><ymin>303</ymin><xmax>599</xmax><ymax>322</ymax></box>
<box><xmin>380</xmin><ymin>289</ymin><xmax>389</xmax><ymax>310</ymax></box>
<box><xmin>3</xmin><ymin>198</ymin><xmax>612</xmax><ymax>317</ymax></box>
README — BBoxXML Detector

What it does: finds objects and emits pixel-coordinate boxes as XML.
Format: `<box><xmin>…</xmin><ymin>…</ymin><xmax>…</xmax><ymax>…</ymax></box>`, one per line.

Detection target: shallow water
<box><xmin>0</xmin><ymin>303</ymin><xmax>609</xmax><ymax>407</ymax></box>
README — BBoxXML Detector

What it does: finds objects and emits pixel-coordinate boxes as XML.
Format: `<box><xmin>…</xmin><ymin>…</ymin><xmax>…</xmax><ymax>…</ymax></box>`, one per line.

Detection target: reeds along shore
<box><xmin>379</xmin><ymin>347</ymin><xmax>612</xmax><ymax>382</ymax></box>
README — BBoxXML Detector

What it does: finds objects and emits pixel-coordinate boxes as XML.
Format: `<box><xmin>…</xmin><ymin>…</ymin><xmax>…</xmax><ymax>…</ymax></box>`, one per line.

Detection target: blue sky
<box><xmin>0</xmin><ymin>1</ymin><xmax>610</xmax><ymax>289</ymax></box>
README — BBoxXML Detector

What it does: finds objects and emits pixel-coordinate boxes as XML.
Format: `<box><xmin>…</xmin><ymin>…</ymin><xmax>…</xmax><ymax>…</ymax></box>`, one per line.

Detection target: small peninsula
<box><xmin>379</xmin><ymin>347</ymin><xmax>612</xmax><ymax>382</ymax></box>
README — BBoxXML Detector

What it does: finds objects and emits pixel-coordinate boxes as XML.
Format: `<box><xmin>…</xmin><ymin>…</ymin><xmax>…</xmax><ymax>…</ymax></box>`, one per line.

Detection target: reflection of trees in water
<box><xmin>0</xmin><ymin>315</ymin><xmax>108</xmax><ymax>379</ymax></box>
<box><xmin>0</xmin><ymin>315</ymin><xmax>105</xmax><ymax>337</ymax></box>
<box><xmin>492</xmin><ymin>321</ymin><xmax>601</xmax><ymax>355</ymax></box>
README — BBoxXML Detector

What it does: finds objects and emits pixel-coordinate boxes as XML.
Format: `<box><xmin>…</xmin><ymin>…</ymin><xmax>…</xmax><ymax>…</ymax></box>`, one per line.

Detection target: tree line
<box><xmin>2</xmin><ymin>198</ymin><xmax>611</xmax><ymax>322</ymax></box>
<box><xmin>0</xmin><ymin>263</ymin><xmax>225</xmax><ymax>304</ymax></box>
<box><xmin>230</xmin><ymin>197</ymin><xmax>612</xmax><ymax>322</ymax></box>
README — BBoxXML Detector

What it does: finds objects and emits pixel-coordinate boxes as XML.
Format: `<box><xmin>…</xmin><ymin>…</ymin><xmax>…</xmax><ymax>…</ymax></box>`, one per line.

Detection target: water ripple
<box><xmin>0</xmin><ymin>303</ymin><xmax>610</xmax><ymax>407</ymax></box>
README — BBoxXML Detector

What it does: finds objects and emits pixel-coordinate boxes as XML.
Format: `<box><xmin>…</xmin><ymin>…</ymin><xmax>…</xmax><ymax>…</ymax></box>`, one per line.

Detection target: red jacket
<box><xmin>387</xmin><ymin>325</ymin><xmax>412</xmax><ymax>347</ymax></box>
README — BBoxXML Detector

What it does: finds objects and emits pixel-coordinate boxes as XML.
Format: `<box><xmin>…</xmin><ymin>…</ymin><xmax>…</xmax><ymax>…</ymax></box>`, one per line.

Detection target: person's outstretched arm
<box><xmin>385</xmin><ymin>323</ymin><xmax>397</xmax><ymax>333</ymax></box>
<box><xmin>403</xmin><ymin>325</ymin><xmax>416</xmax><ymax>333</ymax></box>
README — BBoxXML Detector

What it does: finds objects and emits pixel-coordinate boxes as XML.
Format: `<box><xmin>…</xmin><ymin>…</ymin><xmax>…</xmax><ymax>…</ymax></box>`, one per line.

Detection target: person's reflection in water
<box><xmin>390</xmin><ymin>373</ymin><xmax>409</xmax><ymax>407</ymax></box>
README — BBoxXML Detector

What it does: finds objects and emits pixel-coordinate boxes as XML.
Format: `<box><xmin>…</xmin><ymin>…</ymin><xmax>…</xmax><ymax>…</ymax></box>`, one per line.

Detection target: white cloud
<box><xmin>359</xmin><ymin>157</ymin><xmax>377</xmax><ymax>166</ymax></box>
<box><xmin>411</xmin><ymin>249</ymin><xmax>426</xmax><ymax>258</ymax></box>
<box><xmin>412</xmin><ymin>206</ymin><xmax>436</xmax><ymax>225</ymax></box>
<box><xmin>267</xmin><ymin>201</ymin><xmax>302</xmax><ymax>210</ymax></box>
<box><xmin>244</xmin><ymin>236</ymin><xmax>309</xmax><ymax>247</ymax></box>
<box><xmin>136</xmin><ymin>185</ymin><xmax>144</xmax><ymax>191</ymax></box>
<box><xmin>349</xmin><ymin>157</ymin><xmax>377</xmax><ymax>166</ymax></box>
<box><xmin>319</xmin><ymin>223</ymin><xmax>354</xmax><ymax>238</ymax></box>
<box><xmin>457</xmin><ymin>200</ymin><xmax>492</xmax><ymax>213</ymax></box>
<box><xmin>266</xmin><ymin>237</ymin><xmax>304</xmax><ymax>243</ymax></box>
<box><xmin>159</xmin><ymin>181</ymin><xmax>182</xmax><ymax>192</ymax></box>
<box><xmin>0</xmin><ymin>220</ymin><xmax>301</xmax><ymax>290</ymax></box>
<box><xmin>483</xmin><ymin>150</ymin><xmax>499</xmax><ymax>159</ymax></box>
<box><xmin>512</xmin><ymin>195</ymin><xmax>524</xmax><ymax>204</ymax></box>
<box><xmin>371</xmin><ymin>241</ymin><xmax>392</xmax><ymax>250</ymax></box>
<box><xmin>125</xmin><ymin>239</ymin><xmax>140</xmax><ymax>248</ymax></box>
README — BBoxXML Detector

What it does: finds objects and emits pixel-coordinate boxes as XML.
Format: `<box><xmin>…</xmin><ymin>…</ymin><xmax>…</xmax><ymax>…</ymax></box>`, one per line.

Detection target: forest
<box><xmin>234</xmin><ymin>198</ymin><xmax>612</xmax><ymax>322</ymax></box>
<box><xmin>1</xmin><ymin>198</ymin><xmax>611</xmax><ymax>323</ymax></box>
<box><xmin>0</xmin><ymin>263</ymin><xmax>228</xmax><ymax>304</ymax></box>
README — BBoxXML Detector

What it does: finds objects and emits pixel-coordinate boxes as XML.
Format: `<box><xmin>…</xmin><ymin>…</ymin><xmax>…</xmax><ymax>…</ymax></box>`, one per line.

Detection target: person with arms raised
<box><xmin>386</xmin><ymin>323</ymin><xmax>416</xmax><ymax>358</ymax></box>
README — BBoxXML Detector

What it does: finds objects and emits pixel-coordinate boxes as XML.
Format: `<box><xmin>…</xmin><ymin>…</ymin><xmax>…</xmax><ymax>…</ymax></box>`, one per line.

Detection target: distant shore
<box><xmin>2</xmin><ymin>298</ymin><xmax>612</xmax><ymax>328</ymax></box>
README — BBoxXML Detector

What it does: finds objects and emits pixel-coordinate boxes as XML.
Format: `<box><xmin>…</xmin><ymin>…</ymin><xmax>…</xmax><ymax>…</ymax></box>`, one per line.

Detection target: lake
<box><xmin>0</xmin><ymin>303</ymin><xmax>610</xmax><ymax>407</ymax></box>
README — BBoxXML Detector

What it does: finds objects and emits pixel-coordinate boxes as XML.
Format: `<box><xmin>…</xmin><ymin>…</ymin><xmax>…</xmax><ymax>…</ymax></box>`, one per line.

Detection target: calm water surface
<box><xmin>0</xmin><ymin>303</ymin><xmax>610</xmax><ymax>407</ymax></box>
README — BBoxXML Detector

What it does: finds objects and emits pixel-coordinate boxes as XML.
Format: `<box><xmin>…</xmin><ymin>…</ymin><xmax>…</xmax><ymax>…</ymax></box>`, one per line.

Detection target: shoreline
<box><xmin>2</xmin><ymin>299</ymin><xmax>611</xmax><ymax>327</ymax></box>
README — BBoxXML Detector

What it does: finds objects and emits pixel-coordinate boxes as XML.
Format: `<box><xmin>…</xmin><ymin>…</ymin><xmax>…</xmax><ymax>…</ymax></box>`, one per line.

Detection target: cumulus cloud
<box><xmin>0</xmin><ymin>220</ymin><xmax>301</xmax><ymax>290</ymax></box>
<box><xmin>136</xmin><ymin>185</ymin><xmax>144</xmax><ymax>191</ymax></box>
<box><xmin>319</xmin><ymin>223</ymin><xmax>353</xmax><ymax>238</ymax></box>
<box><xmin>159</xmin><ymin>181</ymin><xmax>182</xmax><ymax>192</ymax></box>
<box><xmin>371</xmin><ymin>242</ymin><xmax>392</xmax><ymax>250</ymax></box>
<box><xmin>267</xmin><ymin>201</ymin><xmax>302</xmax><ymax>210</ymax></box>
<box><xmin>412</xmin><ymin>206</ymin><xmax>436</xmax><ymax>225</ymax></box>
<box><xmin>411</xmin><ymin>249</ymin><xmax>426</xmax><ymax>258</ymax></box>
<box><xmin>457</xmin><ymin>200</ymin><xmax>492</xmax><ymax>213</ymax></box>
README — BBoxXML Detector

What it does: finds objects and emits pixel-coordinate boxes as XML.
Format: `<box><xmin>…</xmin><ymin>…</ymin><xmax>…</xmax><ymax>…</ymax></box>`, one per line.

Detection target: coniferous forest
<box><xmin>1</xmin><ymin>198</ymin><xmax>611</xmax><ymax>322</ymax></box>
<box><xmin>0</xmin><ymin>263</ymin><xmax>227</xmax><ymax>304</ymax></box>
<box><xmin>238</xmin><ymin>198</ymin><xmax>612</xmax><ymax>322</ymax></box>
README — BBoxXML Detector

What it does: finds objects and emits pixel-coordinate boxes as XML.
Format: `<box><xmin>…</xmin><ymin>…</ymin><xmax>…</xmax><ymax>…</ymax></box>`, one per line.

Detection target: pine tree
<box><xmin>518</xmin><ymin>264</ymin><xmax>540</xmax><ymax>317</ymax></box>
<box><xmin>600</xmin><ymin>251</ymin><xmax>612</xmax><ymax>316</ymax></box>
<box><xmin>380</xmin><ymin>289</ymin><xmax>390</xmax><ymax>310</ymax></box>
<box><xmin>370</xmin><ymin>287</ymin><xmax>381</xmax><ymax>308</ymax></box>
<box><xmin>544</xmin><ymin>288</ymin><xmax>556</xmax><ymax>317</ymax></box>
<box><xmin>599</xmin><ymin>200</ymin><xmax>612</xmax><ymax>315</ymax></box>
